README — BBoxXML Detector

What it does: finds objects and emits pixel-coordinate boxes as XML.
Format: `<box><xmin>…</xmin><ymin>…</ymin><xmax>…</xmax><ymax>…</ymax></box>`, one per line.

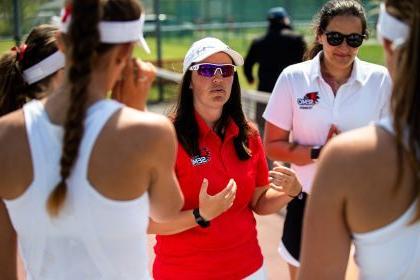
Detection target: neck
<box><xmin>321</xmin><ymin>55</ymin><xmax>353</xmax><ymax>85</ymax></box>
<box><xmin>195</xmin><ymin>107</ymin><xmax>222</xmax><ymax>128</ymax></box>
<box><xmin>44</xmin><ymin>70</ymin><xmax>109</xmax><ymax>125</ymax></box>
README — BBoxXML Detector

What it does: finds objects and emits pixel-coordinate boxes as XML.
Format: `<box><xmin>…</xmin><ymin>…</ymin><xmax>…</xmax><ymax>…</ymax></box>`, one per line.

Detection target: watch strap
<box><xmin>193</xmin><ymin>208</ymin><xmax>210</xmax><ymax>228</ymax></box>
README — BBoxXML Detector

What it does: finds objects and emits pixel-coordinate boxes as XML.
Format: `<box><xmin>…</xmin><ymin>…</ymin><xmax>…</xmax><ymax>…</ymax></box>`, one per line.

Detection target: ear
<box><xmin>54</xmin><ymin>31</ymin><xmax>66</xmax><ymax>53</ymax></box>
<box><xmin>316</xmin><ymin>32</ymin><xmax>324</xmax><ymax>45</ymax></box>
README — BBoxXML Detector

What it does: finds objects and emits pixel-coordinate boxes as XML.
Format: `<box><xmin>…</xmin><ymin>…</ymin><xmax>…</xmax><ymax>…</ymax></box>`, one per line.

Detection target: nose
<box><xmin>213</xmin><ymin>67</ymin><xmax>223</xmax><ymax>77</ymax></box>
<box><xmin>212</xmin><ymin>68</ymin><xmax>224</xmax><ymax>81</ymax></box>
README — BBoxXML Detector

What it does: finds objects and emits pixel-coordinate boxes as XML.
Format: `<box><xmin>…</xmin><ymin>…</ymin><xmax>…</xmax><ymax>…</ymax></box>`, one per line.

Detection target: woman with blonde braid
<box><xmin>299</xmin><ymin>0</ymin><xmax>420</xmax><ymax>278</ymax></box>
<box><xmin>0</xmin><ymin>0</ymin><xmax>183</xmax><ymax>279</ymax></box>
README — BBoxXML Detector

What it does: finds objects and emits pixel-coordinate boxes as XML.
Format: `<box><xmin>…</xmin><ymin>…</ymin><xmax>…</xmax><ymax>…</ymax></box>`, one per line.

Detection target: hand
<box><xmin>111</xmin><ymin>58</ymin><xmax>156</xmax><ymax>111</ymax></box>
<box><xmin>326</xmin><ymin>124</ymin><xmax>341</xmax><ymax>142</ymax></box>
<box><xmin>269</xmin><ymin>162</ymin><xmax>301</xmax><ymax>197</ymax></box>
<box><xmin>199</xmin><ymin>178</ymin><xmax>237</xmax><ymax>221</ymax></box>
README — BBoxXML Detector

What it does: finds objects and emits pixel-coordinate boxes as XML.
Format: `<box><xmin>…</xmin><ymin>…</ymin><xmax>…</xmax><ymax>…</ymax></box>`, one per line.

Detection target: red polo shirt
<box><xmin>153</xmin><ymin>113</ymin><xmax>269</xmax><ymax>280</ymax></box>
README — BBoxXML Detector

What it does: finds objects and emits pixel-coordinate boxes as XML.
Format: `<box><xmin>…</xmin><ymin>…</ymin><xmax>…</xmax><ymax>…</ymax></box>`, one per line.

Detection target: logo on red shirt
<box><xmin>191</xmin><ymin>147</ymin><xmax>211</xmax><ymax>166</ymax></box>
<box><xmin>297</xmin><ymin>92</ymin><xmax>320</xmax><ymax>109</ymax></box>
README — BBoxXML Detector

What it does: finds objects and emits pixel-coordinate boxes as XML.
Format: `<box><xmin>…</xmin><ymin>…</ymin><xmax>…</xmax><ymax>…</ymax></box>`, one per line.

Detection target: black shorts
<box><xmin>279</xmin><ymin>192</ymin><xmax>308</xmax><ymax>266</ymax></box>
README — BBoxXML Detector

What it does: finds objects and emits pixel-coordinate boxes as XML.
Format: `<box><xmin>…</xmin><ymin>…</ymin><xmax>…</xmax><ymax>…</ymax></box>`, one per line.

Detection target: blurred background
<box><xmin>0</xmin><ymin>0</ymin><xmax>383</xmax><ymax>102</ymax></box>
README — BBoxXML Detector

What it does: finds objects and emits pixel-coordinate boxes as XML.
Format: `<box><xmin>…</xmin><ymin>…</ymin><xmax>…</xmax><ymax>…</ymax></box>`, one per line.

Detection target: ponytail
<box><xmin>0</xmin><ymin>25</ymin><xmax>59</xmax><ymax>116</ymax></box>
<box><xmin>387</xmin><ymin>0</ymin><xmax>420</xmax><ymax>222</ymax></box>
<box><xmin>0</xmin><ymin>51</ymin><xmax>27</xmax><ymax>116</ymax></box>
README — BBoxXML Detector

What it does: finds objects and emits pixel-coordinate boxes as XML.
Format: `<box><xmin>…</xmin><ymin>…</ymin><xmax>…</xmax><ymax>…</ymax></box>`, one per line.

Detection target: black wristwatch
<box><xmin>288</xmin><ymin>188</ymin><xmax>304</xmax><ymax>200</ymax></box>
<box><xmin>193</xmin><ymin>208</ymin><xmax>210</xmax><ymax>228</ymax></box>
<box><xmin>310</xmin><ymin>145</ymin><xmax>323</xmax><ymax>160</ymax></box>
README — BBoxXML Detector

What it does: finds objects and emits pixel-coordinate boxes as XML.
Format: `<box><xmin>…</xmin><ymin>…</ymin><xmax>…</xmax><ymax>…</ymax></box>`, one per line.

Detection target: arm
<box><xmin>298</xmin><ymin>142</ymin><xmax>352</xmax><ymax>280</ymax></box>
<box><xmin>251</xmin><ymin>164</ymin><xmax>301</xmax><ymax>215</ymax></box>
<box><xmin>243</xmin><ymin>41</ymin><xmax>258</xmax><ymax>84</ymax></box>
<box><xmin>263</xmin><ymin>72</ymin><xmax>314</xmax><ymax>165</ymax></box>
<box><xmin>264</xmin><ymin>122</ymin><xmax>313</xmax><ymax>165</ymax></box>
<box><xmin>147</xmin><ymin>118</ymin><xmax>184</xmax><ymax>223</ymax></box>
<box><xmin>0</xmin><ymin>200</ymin><xmax>17</xmax><ymax>280</ymax></box>
<box><xmin>148</xmin><ymin>179</ymin><xmax>236</xmax><ymax>235</ymax></box>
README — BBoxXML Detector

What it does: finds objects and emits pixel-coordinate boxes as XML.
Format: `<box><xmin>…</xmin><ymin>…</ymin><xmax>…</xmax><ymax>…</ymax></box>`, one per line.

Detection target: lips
<box><xmin>334</xmin><ymin>53</ymin><xmax>350</xmax><ymax>58</ymax></box>
<box><xmin>209</xmin><ymin>86</ymin><xmax>225</xmax><ymax>94</ymax></box>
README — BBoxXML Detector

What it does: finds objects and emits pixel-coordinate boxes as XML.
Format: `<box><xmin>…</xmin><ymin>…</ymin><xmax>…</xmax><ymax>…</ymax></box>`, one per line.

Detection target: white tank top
<box><xmin>3</xmin><ymin>99</ymin><xmax>150</xmax><ymax>280</ymax></box>
<box><xmin>352</xmin><ymin>117</ymin><xmax>420</xmax><ymax>280</ymax></box>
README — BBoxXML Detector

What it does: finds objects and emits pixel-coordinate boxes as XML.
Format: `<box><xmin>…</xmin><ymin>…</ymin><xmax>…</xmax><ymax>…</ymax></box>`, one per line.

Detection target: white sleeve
<box><xmin>262</xmin><ymin>71</ymin><xmax>293</xmax><ymax>131</ymax></box>
<box><xmin>379</xmin><ymin>70</ymin><xmax>392</xmax><ymax>118</ymax></box>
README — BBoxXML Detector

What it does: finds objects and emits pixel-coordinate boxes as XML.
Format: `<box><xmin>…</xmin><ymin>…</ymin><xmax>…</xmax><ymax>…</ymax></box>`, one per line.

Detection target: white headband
<box><xmin>377</xmin><ymin>3</ymin><xmax>410</xmax><ymax>49</ymax></box>
<box><xmin>22</xmin><ymin>51</ymin><xmax>65</xmax><ymax>85</ymax></box>
<box><xmin>60</xmin><ymin>10</ymin><xmax>150</xmax><ymax>54</ymax></box>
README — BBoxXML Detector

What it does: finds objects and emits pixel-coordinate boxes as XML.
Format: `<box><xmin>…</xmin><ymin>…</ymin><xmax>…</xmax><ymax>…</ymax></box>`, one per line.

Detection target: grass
<box><xmin>1</xmin><ymin>35</ymin><xmax>385</xmax><ymax>101</ymax></box>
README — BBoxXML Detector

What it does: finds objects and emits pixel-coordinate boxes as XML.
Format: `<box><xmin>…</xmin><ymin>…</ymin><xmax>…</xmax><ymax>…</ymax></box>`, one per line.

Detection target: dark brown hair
<box><xmin>172</xmin><ymin>70</ymin><xmax>254</xmax><ymax>161</ymax></box>
<box><xmin>385</xmin><ymin>0</ymin><xmax>420</xmax><ymax>221</ymax></box>
<box><xmin>0</xmin><ymin>24</ymin><xmax>59</xmax><ymax>116</ymax></box>
<box><xmin>46</xmin><ymin>0</ymin><xmax>142</xmax><ymax>216</ymax></box>
<box><xmin>304</xmin><ymin>0</ymin><xmax>368</xmax><ymax>60</ymax></box>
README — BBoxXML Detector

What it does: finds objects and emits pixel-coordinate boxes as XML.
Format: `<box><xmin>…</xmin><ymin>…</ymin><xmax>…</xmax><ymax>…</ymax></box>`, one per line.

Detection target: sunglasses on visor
<box><xmin>189</xmin><ymin>63</ymin><xmax>236</xmax><ymax>78</ymax></box>
<box><xmin>324</xmin><ymin>31</ymin><xmax>366</xmax><ymax>48</ymax></box>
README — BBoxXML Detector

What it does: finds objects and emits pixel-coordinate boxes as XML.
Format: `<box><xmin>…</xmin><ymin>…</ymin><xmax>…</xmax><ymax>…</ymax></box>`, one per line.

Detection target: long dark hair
<box><xmin>385</xmin><ymin>0</ymin><xmax>420</xmax><ymax>222</ymax></box>
<box><xmin>173</xmin><ymin>71</ymin><xmax>253</xmax><ymax>161</ymax></box>
<box><xmin>0</xmin><ymin>24</ymin><xmax>59</xmax><ymax>116</ymax></box>
<box><xmin>46</xmin><ymin>0</ymin><xmax>142</xmax><ymax>216</ymax></box>
<box><xmin>304</xmin><ymin>0</ymin><xmax>368</xmax><ymax>60</ymax></box>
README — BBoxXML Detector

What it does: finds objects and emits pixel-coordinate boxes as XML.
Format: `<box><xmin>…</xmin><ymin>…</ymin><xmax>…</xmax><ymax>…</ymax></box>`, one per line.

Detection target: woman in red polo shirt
<box><xmin>148</xmin><ymin>37</ymin><xmax>302</xmax><ymax>280</ymax></box>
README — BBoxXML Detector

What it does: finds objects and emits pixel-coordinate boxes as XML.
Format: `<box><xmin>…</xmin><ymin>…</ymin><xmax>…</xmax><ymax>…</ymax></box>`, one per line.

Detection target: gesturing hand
<box><xmin>199</xmin><ymin>178</ymin><xmax>237</xmax><ymax>221</ymax></box>
<box><xmin>111</xmin><ymin>58</ymin><xmax>156</xmax><ymax>111</ymax></box>
<box><xmin>269</xmin><ymin>162</ymin><xmax>302</xmax><ymax>197</ymax></box>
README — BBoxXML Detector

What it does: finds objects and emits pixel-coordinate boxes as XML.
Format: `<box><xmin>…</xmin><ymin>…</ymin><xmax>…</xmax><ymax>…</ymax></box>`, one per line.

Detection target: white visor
<box><xmin>60</xmin><ymin>11</ymin><xmax>150</xmax><ymax>54</ymax></box>
<box><xmin>22</xmin><ymin>51</ymin><xmax>65</xmax><ymax>85</ymax></box>
<box><xmin>377</xmin><ymin>3</ymin><xmax>410</xmax><ymax>49</ymax></box>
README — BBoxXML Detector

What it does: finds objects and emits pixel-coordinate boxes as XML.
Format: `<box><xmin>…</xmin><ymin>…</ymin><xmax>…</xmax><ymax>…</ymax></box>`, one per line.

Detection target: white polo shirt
<box><xmin>263</xmin><ymin>52</ymin><xmax>392</xmax><ymax>193</ymax></box>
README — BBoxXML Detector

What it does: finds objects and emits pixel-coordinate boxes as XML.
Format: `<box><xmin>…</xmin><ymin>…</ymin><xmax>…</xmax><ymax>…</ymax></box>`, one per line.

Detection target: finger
<box><xmin>224</xmin><ymin>184</ymin><xmax>236</xmax><ymax>200</ymax></box>
<box><xmin>273</xmin><ymin>161</ymin><xmax>282</xmax><ymax>168</ymax></box>
<box><xmin>269</xmin><ymin>183</ymin><xmax>284</xmax><ymax>192</ymax></box>
<box><xmin>138</xmin><ymin>60</ymin><xmax>157</xmax><ymax>82</ymax></box>
<box><xmin>270</xmin><ymin>165</ymin><xmax>295</xmax><ymax>176</ymax></box>
<box><xmin>199</xmin><ymin>178</ymin><xmax>209</xmax><ymax>197</ymax></box>
<box><xmin>269</xmin><ymin>176</ymin><xmax>286</xmax><ymax>187</ymax></box>
<box><xmin>215</xmin><ymin>179</ymin><xmax>235</xmax><ymax>198</ymax></box>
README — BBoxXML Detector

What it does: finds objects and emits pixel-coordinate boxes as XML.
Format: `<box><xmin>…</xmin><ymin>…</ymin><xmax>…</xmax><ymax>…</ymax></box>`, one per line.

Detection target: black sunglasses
<box><xmin>324</xmin><ymin>31</ymin><xmax>366</xmax><ymax>48</ymax></box>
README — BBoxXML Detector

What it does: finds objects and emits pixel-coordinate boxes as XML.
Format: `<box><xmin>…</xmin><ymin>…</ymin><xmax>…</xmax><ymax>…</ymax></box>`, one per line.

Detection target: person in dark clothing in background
<box><xmin>244</xmin><ymin>7</ymin><xmax>306</xmax><ymax>133</ymax></box>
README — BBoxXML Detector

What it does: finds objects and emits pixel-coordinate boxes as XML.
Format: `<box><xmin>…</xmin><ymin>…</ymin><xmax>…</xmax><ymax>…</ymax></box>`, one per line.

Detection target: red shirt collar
<box><xmin>194</xmin><ymin>111</ymin><xmax>239</xmax><ymax>139</ymax></box>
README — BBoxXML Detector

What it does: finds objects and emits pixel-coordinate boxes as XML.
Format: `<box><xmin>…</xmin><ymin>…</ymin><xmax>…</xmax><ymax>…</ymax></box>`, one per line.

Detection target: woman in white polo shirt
<box><xmin>263</xmin><ymin>0</ymin><xmax>392</xmax><ymax>278</ymax></box>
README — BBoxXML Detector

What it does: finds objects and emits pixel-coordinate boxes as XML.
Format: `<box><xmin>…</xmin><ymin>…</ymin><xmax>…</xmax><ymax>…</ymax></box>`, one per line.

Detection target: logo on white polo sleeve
<box><xmin>297</xmin><ymin>92</ymin><xmax>320</xmax><ymax>109</ymax></box>
<box><xmin>191</xmin><ymin>147</ymin><xmax>211</xmax><ymax>166</ymax></box>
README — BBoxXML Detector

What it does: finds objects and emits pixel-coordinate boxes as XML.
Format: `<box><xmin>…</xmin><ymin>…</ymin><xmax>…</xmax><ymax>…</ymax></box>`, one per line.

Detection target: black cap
<box><xmin>267</xmin><ymin>7</ymin><xmax>288</xmax><ymax>21</ymax></box>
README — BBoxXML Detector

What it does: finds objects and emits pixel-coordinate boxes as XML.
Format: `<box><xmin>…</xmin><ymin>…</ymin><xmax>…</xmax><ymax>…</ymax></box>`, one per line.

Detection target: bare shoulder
<box><xmin>316</xmin><ymin>124</ymin><xmax>396</xmax><ymax>194</ymax></box>
<box><xmin>0</xmin><ymin>110</ymin><xmax>27</xmax><ymax>157</ymax></box>
<box><xmin>0</xmin><ymin>110</ymin><xmax>31</xmax><ymax>197</ymax></box>
<box><xmin>112</xmin><ymin>107</ymin><xmax>176</xmax><ymax>153</ymax></box>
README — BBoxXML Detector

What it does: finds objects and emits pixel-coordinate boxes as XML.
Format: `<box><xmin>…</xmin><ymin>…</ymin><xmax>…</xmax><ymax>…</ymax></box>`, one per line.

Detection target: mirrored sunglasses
<box><xmin>324</xmin><ymin>31</ymin><xmax>366</xmax><ymax>48</ymax></box>
<box><xmin>189</xmin><ymin>63</ymin><xmax>236</xmax><ymax>78</ymax></box>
